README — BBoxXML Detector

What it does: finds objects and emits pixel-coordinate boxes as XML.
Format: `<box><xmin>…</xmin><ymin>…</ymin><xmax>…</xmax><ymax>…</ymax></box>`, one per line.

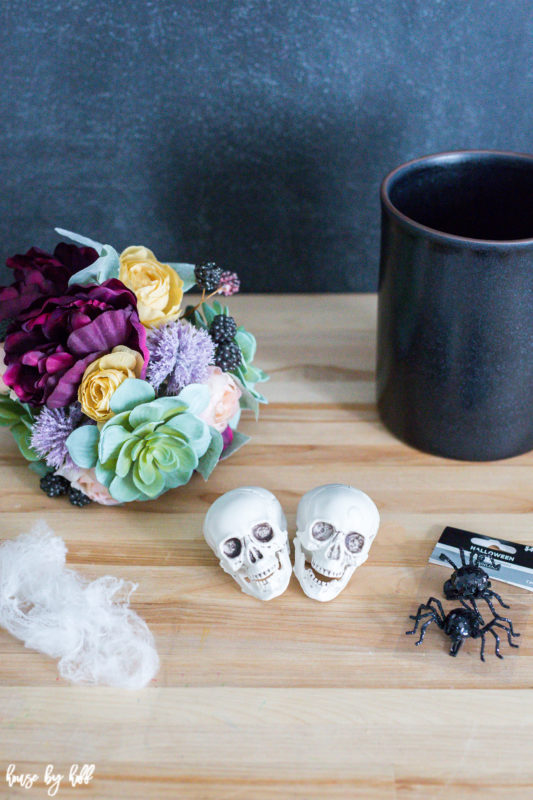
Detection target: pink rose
<box><xmin>200</xmin><ymin>366</ymin><xmax>242</xmax><ymax>433</ymax></box>
<box><xmin>56</xmin><ymin>465</ymin><xmax>121</xmax><ymax>506</ymax></box>
<box><xmin>0</xmin><ymin>342</ymin><xmax>8</xmax><ymax>395</ymax></box>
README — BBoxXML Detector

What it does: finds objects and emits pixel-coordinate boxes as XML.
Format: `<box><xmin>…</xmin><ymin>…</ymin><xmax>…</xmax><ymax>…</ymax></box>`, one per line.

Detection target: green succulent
<box><xmin>66</xmin><ymin>379</ymin><xmax>222</xmax><ymax>503</ymax></box>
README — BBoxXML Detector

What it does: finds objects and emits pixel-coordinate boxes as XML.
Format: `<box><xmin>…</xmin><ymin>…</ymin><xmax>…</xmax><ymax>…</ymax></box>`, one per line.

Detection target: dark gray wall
<box><xmin>1</xmin><ymin>1</ymin><xmax>532</xmax><ymax>291</ymax></box>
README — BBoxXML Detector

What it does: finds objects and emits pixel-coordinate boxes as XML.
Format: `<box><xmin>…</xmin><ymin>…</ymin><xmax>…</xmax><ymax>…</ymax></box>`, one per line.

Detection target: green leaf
<box><xmin>176</xmin><ymin>383</ymin><xmax>210</xmax><ymax>416</ymax></box>
<box><xmin>201</xmin><ymin>303</ymin><xmax>217</xmax><ymax>327</ymax></box>
<box><xmin>192</xmin><ymin>309</ymin><xmax>207</xmax><ymax>330</ymax></box>
<box><xmin>11</xmin><ymin>422</ymin><xmax>40</xmax><ymax>461</ymax></box>
<box><xmin>243</xmin><ymin>364</ymin><xmax>262</xmax><ymax>384</ymax></box>
<box><xmin>110</xmin><ymin>378</ymin><xmax>155</xmax><ymax>413</ymax></box>
<box><xmin>94</xmin><ymin>462</ymin><xmax>115</xmax><ymax>488</ymax></box>
<box><xmin>29</xmin><ymin>460</ymin><xmax>53</xmax><ymax>477</ymax></box>
<box><xmin>131</xmin><ymin>396</ymin><xmax>187</xmax><ymax>424</ymax></box>
<box><xmin>232</xmin><ymin>372</ymin><xmax>261</xmax><ymax>418</ymax></box>
<box><xmin>220</xmin><ymin>430</ymin><xmax>251</xmax><ymax>461</ymax></box>
<box><xmin>128</xmin><ymin>400</ymin><xmax>166</xmax><ymax>427</ymax></box>
<box><xmin>54</xmin><ymin>228</ymin><xmax>103</xmax><ymax>252</ymax></box>
<box><xmin>99</xmin><ymin>424</ymin><xmax>130</xmax><ymax>464</ymax></box>
<box><xmin>163</xmin><ymin>444</ymin><xmax>197</xmax><ymax>489</ymax></box>
<box><xmin>66</xmin><ymin>425</ymin><xmax>100</xmax><ymax>469</ymax></box>
<box><xmin>0</xmin><ymin>396</ymin><xmax>27</xmax><ymax>425</ymax></box>
<box><xmin>115</xmin><ymin>438</ymin><xmax>136</xmax><ymax>477</ymax></box>
<box><xmin>211</xmin><ymin>300</ymin><xmax>227</xmax><ymax>316</ymax></box>
<box><xmin>167</xmin><ymin>262</ymin><xmax>196</xmax><ymax>292</ymax></box>
<box><xmin>165</xmin><ymin>412</ymin><xmax>211</xmax><ymax>458</ymax></box>
<box><xmin>68</xmin><ymin>244</ymin><xmax>120</xmax><ymax>286</ymax></box>
<box><xmin>136</xmin><ymin>451</ymin><xmax>157</xmax><ymax>486</ymax></box>
<box><xmin>235</xmin><ymin>328</ymin><xmax>257</xmax><ymax>363</ymax></box>
<box><xmin>196</xmin><ymin>427</ymin><xmax>224</xmax><ymax>479</ymax></box>
<box><xmin>239</xmin><ymin>391</ymin><xmax>260</xmax><ymax>418</ymax></box>
<box><xmin>109</xmin><ymin>473</ymin><xmax>142</xmax><ymax>503</ymax></box>
<box><xmin>133</xmin><ymin>464</ymin><xmax>165</xmax><ymax>498</ymax></box>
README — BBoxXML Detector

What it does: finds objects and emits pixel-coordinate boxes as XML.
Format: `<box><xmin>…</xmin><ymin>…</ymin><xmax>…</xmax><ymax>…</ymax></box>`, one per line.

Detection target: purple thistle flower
<box><xmin>218</xmin><ymin>271</ymin><xmax>240</xmax><ymax>296</ymax></box>
<box><xmin>31</xmin><ymin>402</ymin><xmax>85</xmax><ymax>469</ymax></box>
<box><xmin>146</xmin><ymin>320</ymin><xmax>215</xmax><ymax>395</ymax></box>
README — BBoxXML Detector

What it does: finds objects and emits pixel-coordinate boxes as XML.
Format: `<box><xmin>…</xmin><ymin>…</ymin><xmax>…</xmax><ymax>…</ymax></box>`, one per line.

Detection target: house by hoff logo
<box><xmin>6</xmin><ymin>764</ymin><xmax>95</xmax><ymax>796</ymax></box>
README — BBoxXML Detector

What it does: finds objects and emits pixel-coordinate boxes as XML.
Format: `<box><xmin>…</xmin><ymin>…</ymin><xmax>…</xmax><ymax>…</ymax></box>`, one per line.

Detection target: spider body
<box><xmin>406</xmin><ymin>596</ymin><xmax>520</xmax><ymax>660</ymax></box>
<box><xmin>443</xmin><ymin>564</ymin><xmax>489</xmax><ymax>600</ymax></box>
<box><xmin>438</xmin><ymin>548</ymin><xmax>516</xmax><ymax>633</ymax></box>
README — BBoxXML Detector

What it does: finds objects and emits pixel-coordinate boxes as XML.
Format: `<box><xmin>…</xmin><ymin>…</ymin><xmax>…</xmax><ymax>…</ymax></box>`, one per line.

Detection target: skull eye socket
<box><xmin>345</xmin><ymin>532</ymin><xmax>365</xmax><ymax>553</ymax></box>
<box><xmin>252</xmin><ymin>523</ymin><xmax>274</xmax><ymax>542</ymax></box>
<box><xmin>222</xmin><ymin>537</ymin><xmax>242</xmax><ymax>558</ymax></box>
<box><xmin>312</xmin><ymin>521</ymin><xmax>335</xmax><ymax>541</ymax></box>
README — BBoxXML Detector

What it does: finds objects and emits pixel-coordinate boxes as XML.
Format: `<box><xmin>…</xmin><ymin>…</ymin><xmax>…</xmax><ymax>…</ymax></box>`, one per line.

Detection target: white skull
<box><xmin>294</xmin><ymin>484</ymin><xmax>380</xmax><ymax>601</ymax></box>
<box><xmin>203</xmin><ymin>486</ymin><xmax>291</xmax><ymax>601</ymax></box>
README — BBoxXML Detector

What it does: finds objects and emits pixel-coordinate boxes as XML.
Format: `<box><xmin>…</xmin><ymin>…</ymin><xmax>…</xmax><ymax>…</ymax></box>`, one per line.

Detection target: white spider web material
<box><xmin>0</xmin><ymin>523</ymin><xmax>159</xmax><ymax>688</ymax></box>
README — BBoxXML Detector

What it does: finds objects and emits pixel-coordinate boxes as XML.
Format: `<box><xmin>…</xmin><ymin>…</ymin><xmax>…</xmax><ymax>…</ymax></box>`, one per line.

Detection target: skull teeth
<box><xmin>307</xmin><ymin>570</ymin><xmax>328</xmax><ymax>586</ymax></box>
<box><xmin>251</xmin><ymin>568</ymin><xmax>276</xmax><ymax>582</ymax></box>
<box><xmin>245</xmin><ymin>554</ymin><xmax>283</xmax><ymax>583</ymax></box>
<box><xmin>309</xmin><ymin>561</ymin><xmax>344</xmax><ymax>580</ymax></box>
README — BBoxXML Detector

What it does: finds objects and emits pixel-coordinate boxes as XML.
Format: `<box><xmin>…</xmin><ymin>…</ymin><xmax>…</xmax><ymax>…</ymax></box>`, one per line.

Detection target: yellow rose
<box><xmin>78</xmin><ymin>346</ymin><xmax>144</xmax><ymax>422</ymax></box>
<box><xmin>119</xmin><ymin>245</ymin><xmax>183</xmax><ymax>327</ymax></box>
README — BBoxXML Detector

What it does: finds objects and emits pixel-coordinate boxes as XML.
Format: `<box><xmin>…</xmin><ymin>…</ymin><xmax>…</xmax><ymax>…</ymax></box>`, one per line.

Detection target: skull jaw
<box><xmin>221</xmin><ymin>542</ymin><xmax>292</xmax><ymax>601</ymax></box>
<box><xmin>293</xmin><ymin>539</ymin><xmax>359</xmax><ymax>601</ymax></box>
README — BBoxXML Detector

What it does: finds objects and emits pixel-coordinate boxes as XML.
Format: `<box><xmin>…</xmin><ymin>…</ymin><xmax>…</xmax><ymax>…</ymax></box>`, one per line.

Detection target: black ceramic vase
<box><xmin>377</xmin><ymin>150</ymin><xmax>533</xmax><ymax>461</ymax></box>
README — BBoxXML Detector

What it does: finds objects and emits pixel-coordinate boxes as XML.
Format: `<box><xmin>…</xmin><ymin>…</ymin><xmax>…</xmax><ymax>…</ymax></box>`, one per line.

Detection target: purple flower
<box><xmin>221</xmin><ymin>425</ymin><xmax>234</xmax><ymax>450</ymax></box>
<box><xmin>218</xmin><ymin>271</ymin><xmax>240</xmax><ymax>297</ymax></box>
<box><xmin>0</xmin><ymin>243</ymin><xmax>98</xmax><ymax>322</ymax></box>
<box><xmin>3</xmin><ymin>279</ymin><xmax>148</xmax><ymax>408</ymax></box>
<box><xmin>146</xmin><ymin>320</ymin><xmax>215</xmax><ymax>395</ymax></box>
<box><xmin>31</xmin><ymin>403</ymin><xmax>87</xmax><ymax>469</ymax></box>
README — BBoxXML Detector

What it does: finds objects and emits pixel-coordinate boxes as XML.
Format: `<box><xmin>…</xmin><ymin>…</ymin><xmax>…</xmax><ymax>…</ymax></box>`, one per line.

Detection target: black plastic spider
<box><xmin>438</xmin><ymin>548</ymin><xmax>517</xmax><ymax>632</ymax></box>
<box><xmin>406</xmin><ymin>596</ymin><xmax>520</xmax><ymax>660</ymax></box>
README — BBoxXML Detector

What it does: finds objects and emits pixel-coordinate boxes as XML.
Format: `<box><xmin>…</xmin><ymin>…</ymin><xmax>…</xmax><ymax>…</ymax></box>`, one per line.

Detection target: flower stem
<box><xmin>184</xmin><ymin>287</ymin><xmax>222</xmax><ymax>319</ymax></box>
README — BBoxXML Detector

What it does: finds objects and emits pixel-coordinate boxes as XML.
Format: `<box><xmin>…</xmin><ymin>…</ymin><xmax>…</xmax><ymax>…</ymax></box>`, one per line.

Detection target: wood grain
<box><xmin>0</xmin><ymin>294</ymin><xmax>532</xmax><ymax>799</ymax></box>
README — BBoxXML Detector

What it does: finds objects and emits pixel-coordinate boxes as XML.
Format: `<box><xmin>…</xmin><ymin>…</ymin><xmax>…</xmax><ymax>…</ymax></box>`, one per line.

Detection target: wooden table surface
<box><xmin>1</xmin><ymin>294</ymin><xmax>532</xmax><ymax>799</ymax></box>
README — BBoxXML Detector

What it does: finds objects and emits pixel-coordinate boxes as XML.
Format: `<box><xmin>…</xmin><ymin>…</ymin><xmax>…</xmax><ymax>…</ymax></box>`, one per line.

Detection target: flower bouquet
<box><xmin>0</xmin><ymin>229</ymin><xmax>268</xmax><ymax>505</ymax></box>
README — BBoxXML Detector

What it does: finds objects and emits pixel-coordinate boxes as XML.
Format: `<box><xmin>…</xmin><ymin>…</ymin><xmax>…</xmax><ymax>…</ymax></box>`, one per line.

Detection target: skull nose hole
<box><xmin>248</xmin><ymin>547</ymin><xmax>263</xmax><ymax>563</ymax></box>
<box><xmin>327</xmin><ymin>543</ymin><xmax>341</xmax><ymax>560</ymax></box>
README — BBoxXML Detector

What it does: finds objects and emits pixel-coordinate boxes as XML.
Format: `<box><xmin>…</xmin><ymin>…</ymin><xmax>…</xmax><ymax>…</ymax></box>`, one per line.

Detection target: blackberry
<box><xmin>40</xmin><ymin>473</ymin><xmax>70</xmax><ymax>498</ymax></box>
<box><xmin>209</xmin><ymin>314</ymin><xmax>237</xmax><ymax>343</ymax></box>
<box><xmin>194</xmin><ymin>262</ymin><xmax>222</xmax><ymax>292</ymax></box>
<box><xmin>68</xmin><ymin>487</ymin><xmax>92</xmax><ymax>507</ymax></box>
<box><xmin>215</xmin><ymin>341</ymin><xmax>242</xmax><ymax>372</ymax></box>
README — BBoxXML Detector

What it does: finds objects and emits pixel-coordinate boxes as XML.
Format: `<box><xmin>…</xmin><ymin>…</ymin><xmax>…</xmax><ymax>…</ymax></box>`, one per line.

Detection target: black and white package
<box><xmin>429</xmin><ymin>526</ymin><xmax>533</xmax><ymax>592</ymax></box>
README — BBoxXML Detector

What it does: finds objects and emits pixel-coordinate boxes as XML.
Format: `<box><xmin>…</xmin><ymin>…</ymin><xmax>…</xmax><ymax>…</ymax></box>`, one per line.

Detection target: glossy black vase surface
<box><xmin>377</xmin><ymin>150</ymin><xmax>533</xmax><ymax>461</ymax></box>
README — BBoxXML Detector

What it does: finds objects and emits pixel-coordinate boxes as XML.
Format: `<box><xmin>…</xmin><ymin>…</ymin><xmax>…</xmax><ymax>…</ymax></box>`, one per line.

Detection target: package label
<box><xmin>429</xmin><ymin>526</ymin><xmax>533</xmax><ymax>592</ymax></box>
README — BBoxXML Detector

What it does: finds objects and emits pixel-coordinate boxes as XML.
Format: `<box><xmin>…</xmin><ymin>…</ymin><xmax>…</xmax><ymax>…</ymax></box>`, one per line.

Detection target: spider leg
<box><xmin>488</xmin><ymin>627</ymin><xmax>504</xmax><ymax>659</ymax></box>
<box><xmin>493</xmin><ymin>621</ymin><xmax>520</xmax><ymax>649</ymax></box>
<box><xmin>415</xmin><ymin>616</ymin><xmax>437</xmax><ymax>647</ymax></box>
<box><xmin>486</xmin><ymin>589</ymin><xmax>510</xmax><ymax>610</ymax></box>
<box><xmin>406</xmin><ymin>610</ymin><xmax>434</xmax><ymax>635</ymax></box>
<box><xmin>406</xmin><ymin>598</ymin><xmax>446</xmax><ymax>644</ymax></box>
<box><xmin>481</xmin><ymin>596</ymin><xmax>519</xmax><ymax>635</ymax></box>
<box><xmin>484</xmin><ymin>551</ymin><xmax>501</xmax><ymax>571</ymax></box>
<box><xmin>459</xmin><ymin>548</ymin><xmax>467</xmax><ymax>567</ymax></box>
<box><xmin>449</xmin><ymin>637</ymin><xmax>464</xmax><ymax>657</ymax></box>
<box><xmin>425</xmin><ymin>597</ymin><xmax>446</xmax><ymax>626</ymax></box>
<box><xmin>439</xmin><ymin>552</ymin><xmax>458</xmax><ymax>570</ymax></box>
<box><xmin>459</xmin><ymin>597</ymin><xmax>484</xmax><ymax>622</ymax></box>
<box><xmin>479</xmin><ymin>631</ymin><xmax>486</xmax><ymax>662</ymax></box>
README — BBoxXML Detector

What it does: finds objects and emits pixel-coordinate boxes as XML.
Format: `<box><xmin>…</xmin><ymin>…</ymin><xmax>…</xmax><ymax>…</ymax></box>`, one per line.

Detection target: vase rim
<box><xmin>381</xmin><ymin>149</ymin><xmax>533</xmax><ymax>247</ymax></box>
